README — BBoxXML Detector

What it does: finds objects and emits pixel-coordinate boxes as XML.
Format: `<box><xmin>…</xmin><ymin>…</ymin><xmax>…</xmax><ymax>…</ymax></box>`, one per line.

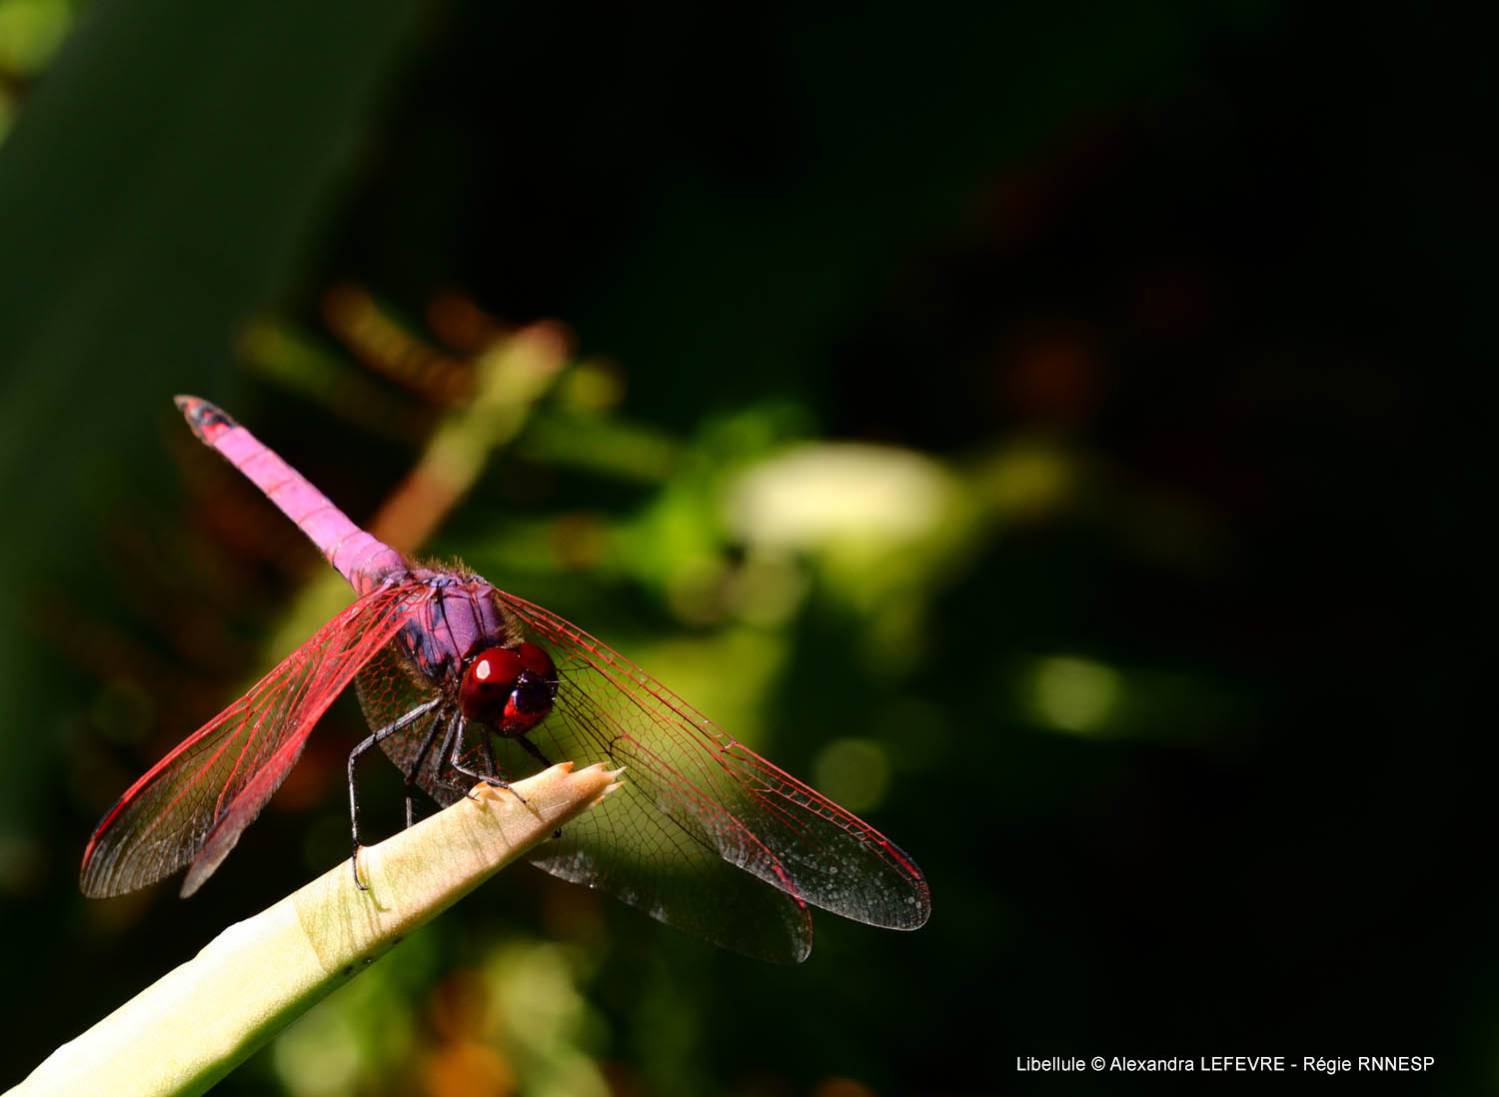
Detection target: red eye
<box><xmin>516</xmin><ymin>642</ymin><xmax>556</xmax><ymax>681</ymax></box>
<box><xmin>460</xmin><ymin>647</ymin><xmax>522</xmax><ymax>721</ymax></box>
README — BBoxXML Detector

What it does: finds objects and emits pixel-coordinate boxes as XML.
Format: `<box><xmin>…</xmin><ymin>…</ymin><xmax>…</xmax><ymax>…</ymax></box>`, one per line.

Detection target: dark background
<box><xmin>0</xmin><ymin>2</ymin><xmax>1488</xmax><ymax>1094</ymax></box>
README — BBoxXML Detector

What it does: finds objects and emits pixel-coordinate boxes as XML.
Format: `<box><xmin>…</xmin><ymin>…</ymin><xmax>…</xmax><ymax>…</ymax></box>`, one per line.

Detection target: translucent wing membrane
<box><xmin>81</xmin><ymin>580</ymin><xmax>432</xmax><ymax>898</ymax></box>
<box><xmin>355</xmin><ymin>641</ymin><xmax>459</xmax><ymax>807</ymax></box>
<box><xmin>522</xmin><ymin>688</ymin><xmax>815</xmax><ymax>962</ymax></box>
<box><xmin>491</xmin><ymin>590</ymin><xmax>932</xmax><ymax>956</ymax></box>
<box><xmin>356</xmin><ymin>620</ymin><xmax>813</xmax><ymax>959</ymax></box>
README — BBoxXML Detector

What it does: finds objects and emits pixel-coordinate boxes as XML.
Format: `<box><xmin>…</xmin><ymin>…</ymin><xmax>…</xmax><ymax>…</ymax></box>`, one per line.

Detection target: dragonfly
<box><xmin>80</xmin><ymin>397</ymin><xmax>931</xmax><ymax>962</ymax></box>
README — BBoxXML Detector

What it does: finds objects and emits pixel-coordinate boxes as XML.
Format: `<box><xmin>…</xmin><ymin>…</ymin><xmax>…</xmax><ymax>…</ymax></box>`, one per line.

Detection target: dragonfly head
<box><xmin>459</xmin><ymin>642</ymin><xmax>558</xmax><ymax>736</ymax></box>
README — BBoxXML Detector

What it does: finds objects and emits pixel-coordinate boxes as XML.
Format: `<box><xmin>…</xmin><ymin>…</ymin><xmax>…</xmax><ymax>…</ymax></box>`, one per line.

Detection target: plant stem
<box><xmin>8</xmin><ymin>762</ymin><xmax>620</xmax><ymax>1097</ymax></box>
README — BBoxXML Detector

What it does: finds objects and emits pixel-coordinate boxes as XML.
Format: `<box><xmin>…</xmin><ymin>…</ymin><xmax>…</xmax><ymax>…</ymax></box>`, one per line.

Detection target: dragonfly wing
<box><xmin>351</xmin><ymin>610</ymin><xmax>809</xmax><ymax>958</ymax></box>
<box><xmin>81</xmin><ymin>579</ymin><xmax>433</xmax><ymax>898</ymax></box>
<box><xmin>519</xmin><ymin>692</ymin><xmax>814</xmax><ymax>963</ymax></box>
<box><xmin>355</xmin><ymin>642</ymin><xmax>461</xmax><ymax>807</ymax></box>
<box><xmin>492</xmin><ymin>590</ymin><xmax>932</xmax><ymax>948</ymax></box>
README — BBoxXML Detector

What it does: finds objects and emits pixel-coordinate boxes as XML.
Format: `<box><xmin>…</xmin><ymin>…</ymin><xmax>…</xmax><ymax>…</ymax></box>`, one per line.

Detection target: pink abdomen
<box><xmin>176</xmin><ymin>396</ymin><xmax>406</xmax><ymax>594</ymax></box>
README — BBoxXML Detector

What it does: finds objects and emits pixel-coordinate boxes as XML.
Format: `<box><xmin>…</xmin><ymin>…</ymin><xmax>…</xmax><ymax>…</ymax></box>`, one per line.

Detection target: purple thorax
<box><xmin>397</xmin><ymin>571</ymin><xmax>516</xmax><ymax>684</ymax></box>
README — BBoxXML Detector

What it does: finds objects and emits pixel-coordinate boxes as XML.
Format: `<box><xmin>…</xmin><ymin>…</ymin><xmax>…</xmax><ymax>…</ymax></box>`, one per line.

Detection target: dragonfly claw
<box><xmin>483</xmin><ymin>777</ymin><xmax>527</xmax><ymax>807</ymax></box>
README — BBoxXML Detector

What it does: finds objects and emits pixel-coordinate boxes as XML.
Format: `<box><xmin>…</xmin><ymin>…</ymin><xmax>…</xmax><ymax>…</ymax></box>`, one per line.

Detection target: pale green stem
<box><xmin>8</xmin><ymin>763</ymin><xmax>620</xmax><ymax>1097</ymax></box>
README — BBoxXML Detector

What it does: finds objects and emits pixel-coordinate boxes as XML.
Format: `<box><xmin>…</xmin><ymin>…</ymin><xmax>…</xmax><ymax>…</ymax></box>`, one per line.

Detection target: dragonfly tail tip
<box><xmin>174</xmin><ymin>394</ymin><xmax>238</xmax><ymax>442</ymax></box>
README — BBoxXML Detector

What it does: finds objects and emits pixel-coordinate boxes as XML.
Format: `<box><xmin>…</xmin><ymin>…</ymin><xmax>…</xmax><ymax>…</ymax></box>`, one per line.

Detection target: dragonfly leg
<box><xmin>430</xmin><ymin>711</ymin><xmax>472</xmax><ymax>795</ymax></box>
<box><xmin>517</xmin><ymin>736</ymin><xmax>555</xmax><ymax>769</ymax></box>
<box><xmin>399</xmin><ymin>708</ymin><xmax>449</xmax><ymax>828</ymax></box>
<box><xmin>347</xmin><ymin>699</ymin><xmax>443</xmax><ymax>890</ymax></box>
<box><xmin>514</xmin><ymin>737</ymin><xmax>561</xmax><ymax>839</ymax></box>
<box><xmin>479</xmin><ymin>729</ymin><xmax>501</xmax><ymax>780</ymax></box>
<box><xmin>448</xmin><ymin>721</ymin><xmax>528</xmax><ymax>805</ymax></box>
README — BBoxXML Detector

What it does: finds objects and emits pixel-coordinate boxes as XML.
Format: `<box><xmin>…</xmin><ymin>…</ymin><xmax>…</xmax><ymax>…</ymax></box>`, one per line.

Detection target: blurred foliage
<box><xmin>0</xmin><ymin>2</ymin><xmax>1490</xmax><ymax>1096</ymax></box>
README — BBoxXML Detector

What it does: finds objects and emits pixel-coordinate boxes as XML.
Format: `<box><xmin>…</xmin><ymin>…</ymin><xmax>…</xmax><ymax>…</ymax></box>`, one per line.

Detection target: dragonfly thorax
<box><xmin>396</xmin><ymin>572</ymin><xmax>520</xmax><ymax>682</ymax></box>
<box><xmin>459</xmin><ymin>642</ymin><xmax>559</xmax><ymax>736</ymax></box>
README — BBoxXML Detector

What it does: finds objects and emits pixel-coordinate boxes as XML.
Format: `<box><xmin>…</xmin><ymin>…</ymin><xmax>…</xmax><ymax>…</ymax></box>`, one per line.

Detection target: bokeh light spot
<box><xmin>729</xmin><ymin>550</ymin><xmax>808</xmax><ymax>627</ymax></box>
<box><xmin>982</xmin><ymin>442</ymin><xmax>1074</xmax><ymax>517</ymax></box>
<box><xmin>0</xmin><ymin>0</ymin><xmax>75</xmax><ymax>75</ymax></box>
<box><xmin>727</xmin><ymin>443</ymin><xmax>951</xmax><ymax>549</ymax></box>
<box><xmin>813</xmin><ymin>738</ymin><xmax>892</xmax><ymax>814</ymax></box>
<box><xmin>272</xmin><ymin>1002</ymin><xmax>362</xmax><ymax>1097</ymax></box>
<box><xmin>558</xmin><ymin>359</ymin><xmax>625</xmax><ymax>413</ymax></box>
<box><xmin>423</xmin><ymin>1041</ymin><xmax>515</xmax><ymax>1097</ymax></box>
<box><xmin>1031</xmin><ymin>656</ymin><xmax>1122</xmax><ymax>735</ymax></box>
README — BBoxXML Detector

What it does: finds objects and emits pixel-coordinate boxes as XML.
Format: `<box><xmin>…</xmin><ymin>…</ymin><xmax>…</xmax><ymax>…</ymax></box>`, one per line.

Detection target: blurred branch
<box><xmin>372</xmin><ymin>320</ymin><xmax>568</xmax><ymax>550</ymax></box>
<box><xmin>10</xmin><ymin>763</ymin><xmax>620</xmax><ymax>1097</ymax></box>
<box><xmin>322</xmin><ymin>284</ymin><xmax>478</xmax><ymax>404</ymax></box>
<box><xmin>236</xmin><ymin>317</ymin><xmax>429</xmax><ymax>445</ymax></box>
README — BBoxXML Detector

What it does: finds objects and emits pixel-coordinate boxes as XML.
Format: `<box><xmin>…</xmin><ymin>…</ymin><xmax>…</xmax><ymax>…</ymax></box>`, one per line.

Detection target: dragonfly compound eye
<box><xmin>500</xmin><ymin>646</ymin><xmax>558</xmax><ymax>736</ymax></box>
<box><xmin>515</xmin><ymin>642</ymin><xmax>557</xmax><ymax>683</ymax></box>
<box><xmin>459</xmin><ymin>647</ymin><xmax>524</xmax><ymax>723</ymax></box>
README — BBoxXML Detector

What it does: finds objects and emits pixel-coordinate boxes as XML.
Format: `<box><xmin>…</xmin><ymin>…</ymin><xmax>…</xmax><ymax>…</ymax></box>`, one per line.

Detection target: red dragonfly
<box><xmin>80</xmin><ymin>397</ymin><xmax>931</xmax><ymax>961</ymax></box>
